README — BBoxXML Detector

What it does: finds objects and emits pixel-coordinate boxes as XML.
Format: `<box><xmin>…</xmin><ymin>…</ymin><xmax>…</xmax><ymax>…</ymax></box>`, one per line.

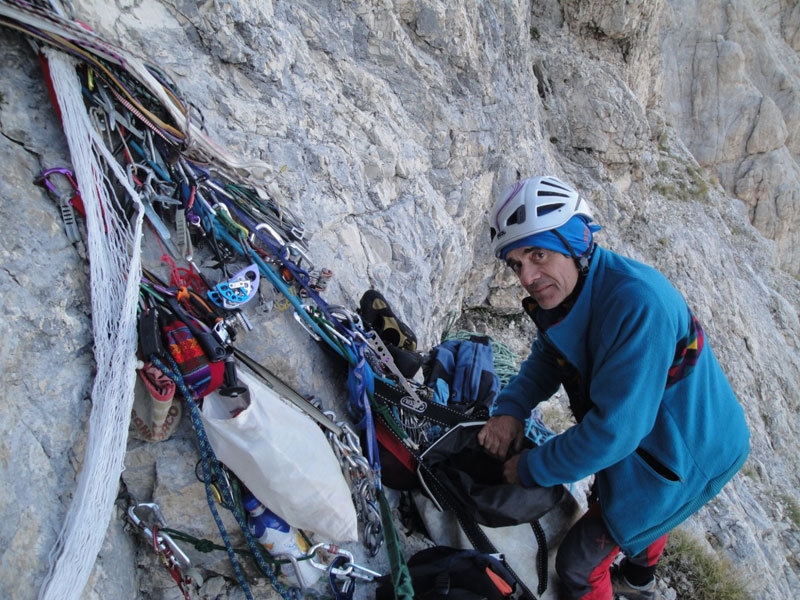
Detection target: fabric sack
<box><xmin>161</xmin><ymin>312</ymin><xmax>225</xmax><ymax>400</ymax></box>
<box><xmin>130</xmin><ymin>361</ymin><xmax>182</xmax><ymax>442</ymax></box>
<box><xmin>419</xmin><ymin>421</ymin><xmax>564</xmax><ymax>527</ymax></box>
<box><xmin>200</xmin><ymin>366</ymin><xmax>358</xmax><ymax>542</ymax></box>
<box><xmin>424</xmin><ymin>336</ymin><xmax>500</xmax><ymax>412</ymax></box>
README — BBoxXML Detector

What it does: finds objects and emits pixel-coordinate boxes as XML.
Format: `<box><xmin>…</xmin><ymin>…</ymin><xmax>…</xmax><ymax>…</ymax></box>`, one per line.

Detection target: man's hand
<box><xmin>477</xmin><ymin>415</ymin><xmax>524</xmax><ymax>460</ymax></box>
<box><xmin>502</xmin><ymin>454</ymin><xmax>522</xmax><ymax>484</ymax></box>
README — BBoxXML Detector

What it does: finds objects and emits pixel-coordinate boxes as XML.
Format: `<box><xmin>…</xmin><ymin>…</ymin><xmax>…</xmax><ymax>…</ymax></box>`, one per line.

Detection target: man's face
<box><xmin>504</xmin><ymin>246</ymin><xmax>579</xmax><ymax>310</ymax></box>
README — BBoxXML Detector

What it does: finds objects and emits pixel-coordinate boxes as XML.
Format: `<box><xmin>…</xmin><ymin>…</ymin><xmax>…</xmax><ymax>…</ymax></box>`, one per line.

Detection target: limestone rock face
<box><xmin>660</xmin><ymin>0</ymin><xmax>800</xmax><ymax>274</ymax></box>
<box><xmin>1</xmin><ymin>1</ymin><xmax>799</xmax><ymax>599</ymax></box>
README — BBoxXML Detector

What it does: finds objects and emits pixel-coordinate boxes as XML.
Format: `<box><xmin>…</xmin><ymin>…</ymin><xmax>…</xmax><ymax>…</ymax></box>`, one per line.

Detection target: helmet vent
<box><xmin>536</xmin><ymin>202</ymin><xmax>564</xmax><ymax>217</ymax></box>
<box><xmin>506</xmin><ymin>206</ymin><xmax>526</xmax><ymax>226</ymax></box>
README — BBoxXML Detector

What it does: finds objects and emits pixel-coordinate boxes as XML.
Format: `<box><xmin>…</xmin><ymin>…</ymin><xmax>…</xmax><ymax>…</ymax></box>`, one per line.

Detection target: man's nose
<box><xmin>517</xmin><ymin>262</ymin><xmax>540</xmax><ymax>287</ymax></box>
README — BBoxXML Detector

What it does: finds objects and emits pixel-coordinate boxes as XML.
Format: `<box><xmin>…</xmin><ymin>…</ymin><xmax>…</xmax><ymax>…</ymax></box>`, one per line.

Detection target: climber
<box><xmin>477</xmin><ymin>176</ymin><xmax>750</xmax><ymax>600</ymax></box>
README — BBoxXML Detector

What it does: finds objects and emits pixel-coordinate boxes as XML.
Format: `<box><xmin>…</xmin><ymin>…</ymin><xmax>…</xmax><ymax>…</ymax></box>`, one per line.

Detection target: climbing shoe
<box><xmin>359</xmin><ymin>289</ymin><xmax>418</xmax><ymax>351</ymax></box>
<box><xmin>358</xmin><ymin>289</ymin><xmax>422</xmax><ymax>378</ymax></box>
<box><xmin>610</xmin><ymin>564</ymin><xmax>656</xmax><ymax>600</ymax></box>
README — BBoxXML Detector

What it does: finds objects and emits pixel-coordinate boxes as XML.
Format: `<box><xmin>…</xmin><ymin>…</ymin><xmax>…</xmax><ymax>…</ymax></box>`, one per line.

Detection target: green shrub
<box><xmin>661</xmin><ymin>529</ymin><xmax>749</xmax><ymax>600</ymax></box>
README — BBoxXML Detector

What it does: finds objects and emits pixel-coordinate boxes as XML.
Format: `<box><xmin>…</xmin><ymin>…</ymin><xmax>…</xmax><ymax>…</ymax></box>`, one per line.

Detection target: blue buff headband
<box><xmin>499</xmin><ymin>215</ymin><xmax>602</xmax><ymax>261</ymax></box>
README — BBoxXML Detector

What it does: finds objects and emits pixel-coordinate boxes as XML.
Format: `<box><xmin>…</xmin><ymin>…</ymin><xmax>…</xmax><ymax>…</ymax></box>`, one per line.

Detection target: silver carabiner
<box><xmin>127</xmin><ymin>503</ymin><xmax>192</xmax><ymax>570</ymax></box>
<box><xmin>293</xmin><ymin>310</ymin><xmax>322</xmax><ymax>342</ymax></box>
<box><xmin>307</xmin><ymin>543</ymin><xmax>354</xmax><ymax>577</ymax></box>
<box><xmin>157</xmin><ymin>530</ymin><xmax>192</xmax><ymax>571</ymax></box>
<box><xmin>254</xmin><ymin>221</ymin><xmax>286</xmax><ymax>246</ymax></box>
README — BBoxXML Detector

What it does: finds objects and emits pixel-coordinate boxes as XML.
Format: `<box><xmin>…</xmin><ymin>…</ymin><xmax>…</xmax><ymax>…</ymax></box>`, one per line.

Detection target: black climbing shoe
<box><xmin>359</xmin><ymin>289</ymin><xmax>418</xmax><ymax>351</ymax></box>
<box><xmin>359</xmin><ymin>289</ymin><xmax>422</xmax><ymax>378</ymax></box>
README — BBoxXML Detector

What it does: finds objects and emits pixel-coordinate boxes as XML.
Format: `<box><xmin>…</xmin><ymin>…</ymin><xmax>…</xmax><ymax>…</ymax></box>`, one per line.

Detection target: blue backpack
<box><xmin>424</xmin><ymin>336</ymin><xmax>500</xmax><ymax>413</ymax></box>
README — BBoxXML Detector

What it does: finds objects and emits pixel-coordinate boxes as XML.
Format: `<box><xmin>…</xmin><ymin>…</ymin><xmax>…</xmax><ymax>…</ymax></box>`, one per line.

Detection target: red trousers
<box><xmin>555</xmin><ymin>502</ymin><xmax>667</xmax><ymax>599</ymax></box>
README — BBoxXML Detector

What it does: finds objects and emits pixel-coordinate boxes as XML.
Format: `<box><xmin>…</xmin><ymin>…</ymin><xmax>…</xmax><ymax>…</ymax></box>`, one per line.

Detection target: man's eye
<box><xmin>532</xmin><ymin>251</ymin><xmax>547</xmax><ymax>261</ymax></box>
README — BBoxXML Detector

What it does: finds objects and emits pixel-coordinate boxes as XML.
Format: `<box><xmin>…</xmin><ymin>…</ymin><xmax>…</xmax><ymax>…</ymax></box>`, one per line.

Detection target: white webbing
<box><xmin>38</xmin><ymin>49</ymin><xmax>144</xmax><ymax>600</ymax></box>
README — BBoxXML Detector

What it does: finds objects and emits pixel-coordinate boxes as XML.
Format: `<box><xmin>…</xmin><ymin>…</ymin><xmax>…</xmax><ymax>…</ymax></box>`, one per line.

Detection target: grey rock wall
<box><xmin>1</xmin><ymin>0</ymin><xmax>798</xmax><ymax>599</ymax></box>
<box><xmin>661</xmin><ymin>0</ymin><xmax>800</xmax><ymax>275</ymax></box>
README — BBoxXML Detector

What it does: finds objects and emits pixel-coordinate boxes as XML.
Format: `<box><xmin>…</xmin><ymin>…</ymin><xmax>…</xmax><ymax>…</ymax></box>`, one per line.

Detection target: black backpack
<box><xmin>375</xmin><ymin>546</ymin><xmax>516</xmax><ymax>599</ymax></box>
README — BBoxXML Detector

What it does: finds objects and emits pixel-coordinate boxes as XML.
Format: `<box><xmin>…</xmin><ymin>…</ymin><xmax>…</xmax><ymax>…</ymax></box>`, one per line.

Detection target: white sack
<box><xmin>201</xmin><ymin>367</ymin><xmax>358</xmax><ymax>542</ymax></box>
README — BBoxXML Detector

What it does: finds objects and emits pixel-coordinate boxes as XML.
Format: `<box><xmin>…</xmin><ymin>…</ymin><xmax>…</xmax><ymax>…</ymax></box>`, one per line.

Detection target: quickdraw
<box><xmin>126</xmin><ymin>502</ymin><xmax>197</xmax><ymax>600</ymax></box>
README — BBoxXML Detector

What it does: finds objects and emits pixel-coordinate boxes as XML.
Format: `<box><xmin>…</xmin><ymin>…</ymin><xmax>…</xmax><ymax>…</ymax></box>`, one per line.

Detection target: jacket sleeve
<box><xmin>519</xmin><ymin>283</ymin><xmax>681</xmax><ymax>487</ymax></box>
<box><xmin>490</xmin><ymin>335</ymin><xmax>562</xmax><ymax>422</ymax></box>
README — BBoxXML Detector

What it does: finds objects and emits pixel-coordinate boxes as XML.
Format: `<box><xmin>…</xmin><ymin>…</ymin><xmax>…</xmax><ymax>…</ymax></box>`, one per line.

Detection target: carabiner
<box><xmin>35</xmin><ymin>168</ymin><xmax>85</xmax><ymax>244</ymax></box>
<box><xmin>127</xmin><ymin>503</ymin><xmax>192</xmax><ymax>571</ymax></box>
<box><xmin>35</xmin><ymin>167</ymin><xmax>85</xmax><ymax>212</ymax></box>
<box><xmin>328</xmin><ymin>555</ymin><xmax>355</xmax><ymax>600</ymax></box>
<box><xmin>253</xmin><ymin>221</ymin><xmax>286</xmax><ymax>247</ymax></box>
<box><xmin>308</xmin><ymin>543</ymin><xmax>354</xmax><ymax>578</ymax></box>
<box><xmin>35</xmin><ymin>166</ymin><xmax>78</xmax><ymax>196</ymax></box>
<box><xmin>342</xmin><ymin>560</ymin><xmax>383</xmax><ymax>582</ymax></box>
<box><xmin>318</xmin><ymin>544</ymin><xmax>382</xmax><ymax>581</ymax></box>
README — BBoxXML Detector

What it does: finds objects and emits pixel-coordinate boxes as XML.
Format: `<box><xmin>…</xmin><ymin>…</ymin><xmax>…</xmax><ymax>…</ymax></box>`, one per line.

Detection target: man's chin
<box><xmin>533</xmin><ymin>292</ymin><xmax>561</xmax><ymax>310</ymax></box>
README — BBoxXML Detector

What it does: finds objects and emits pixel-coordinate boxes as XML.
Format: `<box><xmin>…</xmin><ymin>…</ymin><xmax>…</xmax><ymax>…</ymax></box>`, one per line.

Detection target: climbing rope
<box><xmin>152</xmin><ymin>354</ymin><xmax>303</xmax><ymax>600</ymax></box>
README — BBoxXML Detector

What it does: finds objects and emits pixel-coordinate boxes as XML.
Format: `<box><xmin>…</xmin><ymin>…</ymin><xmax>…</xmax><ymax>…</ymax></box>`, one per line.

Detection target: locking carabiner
<box><xmin>35</xmin><ymin>167</ymin><xmax>85</xmax><ymax>245</ymax></box>
<box><xmin>127</xmin><ymin>503</ymin><xmax>192</xmax><ymax>571</ymax></box>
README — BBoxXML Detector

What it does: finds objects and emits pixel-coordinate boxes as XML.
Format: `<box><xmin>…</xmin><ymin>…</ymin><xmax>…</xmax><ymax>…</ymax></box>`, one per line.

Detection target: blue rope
<box><xmin>151</xmin><ymin>354</ymin><xmax>303</xmax><ymax>600</ymax></box>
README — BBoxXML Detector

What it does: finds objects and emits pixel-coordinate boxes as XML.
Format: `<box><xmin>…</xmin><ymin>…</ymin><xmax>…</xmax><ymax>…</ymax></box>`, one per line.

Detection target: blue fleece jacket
<box><xmin>492</xmin><ymin>246</ymin><xmax>750</xmax><ymax>555</ymax></box>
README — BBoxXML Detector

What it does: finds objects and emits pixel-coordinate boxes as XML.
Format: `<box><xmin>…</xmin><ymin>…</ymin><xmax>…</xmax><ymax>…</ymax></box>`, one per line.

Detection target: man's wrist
<box><xmin>516</xmin><ymin>449</ymin><xmax>539</xmax><ymax>487</ymax></box>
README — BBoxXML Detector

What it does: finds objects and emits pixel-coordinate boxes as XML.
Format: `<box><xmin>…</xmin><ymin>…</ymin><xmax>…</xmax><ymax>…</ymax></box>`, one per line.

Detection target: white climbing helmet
<box><xmin>489</xmin><ymin>176</ymin><xmax>594</xmax><ymax>258</ymax></box>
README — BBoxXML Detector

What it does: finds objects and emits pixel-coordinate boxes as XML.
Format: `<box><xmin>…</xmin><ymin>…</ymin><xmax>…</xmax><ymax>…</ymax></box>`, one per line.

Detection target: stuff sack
<box><xmin>419</xmin><ymin>422</ymin><xmax>564</xmax><ymax>527</ymax></box>
<box><xmin>160</xmin><ymin>312</ymin><xmax>225</xmax><ymax>400</ymax></box>
<box><xmin>375</xmin><ymin>546</ymin><xmax>516</xmax><ymax>600</ymax></box>
<box><xmin>130</xmin><ymin>361</ymin><xmax>182</xmax><ymax>442</ymax></box>
<box><xmin>200</xmin><ymin>366</ymin><xmax>358</xmax><ymax>542</ymax></box>
<box><xmin>424</xmin><ymin>336</ymin><xmax>499</xmax><ymax>414</ymax></box>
